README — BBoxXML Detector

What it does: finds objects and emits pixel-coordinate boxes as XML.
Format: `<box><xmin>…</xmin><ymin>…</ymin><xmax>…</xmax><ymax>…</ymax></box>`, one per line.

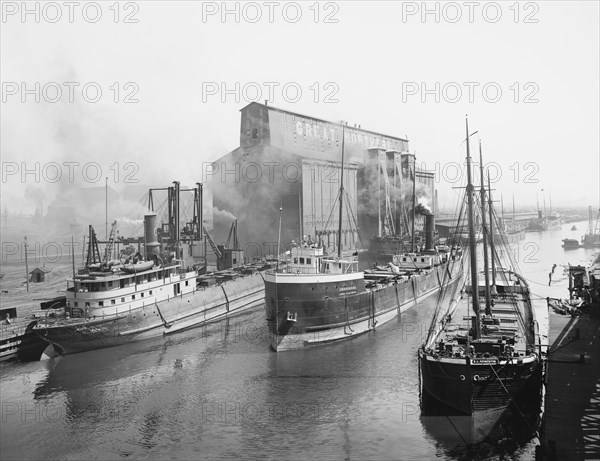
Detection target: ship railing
<box><xmin>273</xmin><ymin>267</ymin><xmax>320</xmax><ymax>275</ymax></box>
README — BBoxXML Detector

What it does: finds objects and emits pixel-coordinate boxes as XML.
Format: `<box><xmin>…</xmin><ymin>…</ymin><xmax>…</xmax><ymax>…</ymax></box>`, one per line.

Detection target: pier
<box><xmin>539</xmin><ymin>306</ymin><xmax>600</xmax><ymax>460</ymax></box>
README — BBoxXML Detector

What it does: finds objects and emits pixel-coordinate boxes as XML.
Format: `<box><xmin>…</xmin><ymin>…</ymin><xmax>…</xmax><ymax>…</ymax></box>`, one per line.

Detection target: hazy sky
<box><xmin>2</xmin><ymin>0</ymin><xmax>599</xmax><ymax>215</ymax></box>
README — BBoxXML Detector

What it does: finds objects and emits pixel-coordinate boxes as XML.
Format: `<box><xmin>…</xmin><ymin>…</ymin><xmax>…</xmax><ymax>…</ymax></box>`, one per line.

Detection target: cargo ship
<box><xmin>264</xmin><ymin>131</ymin><xmax>465</xmax><ymax>351</ymax></box>
<box><xmin>34</xmin><ymin>182</ymin><xmax>266</xmax><ymax>355</ymax></box>
<box><xmin>527</xmin><ymin>211</ymin><xmax>562</xmax><ymax>231</ymax></box>
<box><xmin>527</xmin><ymin>192</ymin><xmax>562</xmax><ymax>231</ymax></box>
<box><xmin>419</xmin><ymin>120</ymin><xmax>543</xmax><ymax>415</ymax></box>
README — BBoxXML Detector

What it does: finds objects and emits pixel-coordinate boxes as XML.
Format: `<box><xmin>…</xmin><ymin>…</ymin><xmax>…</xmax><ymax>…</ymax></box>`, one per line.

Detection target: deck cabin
<box><xmin>64</xmin><ymin>262</ymin><xmax>197</xmax><ymax>317</ymax></box>
<box><xmin>280</xmin><ymin>246</ymin><xmax>359</xmax><ymax>275</ymax></box>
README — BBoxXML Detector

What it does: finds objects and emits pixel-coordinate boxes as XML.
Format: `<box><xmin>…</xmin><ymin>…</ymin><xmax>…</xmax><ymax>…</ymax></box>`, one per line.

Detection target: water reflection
<box><xmin>420</xmin><ymin>365</ymin><xmax>544</xmax><ymax>459</ymax></box>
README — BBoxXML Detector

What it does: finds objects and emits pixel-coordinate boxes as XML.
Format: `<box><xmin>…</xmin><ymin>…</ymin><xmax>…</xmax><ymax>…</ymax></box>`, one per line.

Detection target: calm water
<box><xmin>1</xmin><ymin>221</ymin><xmax>597</xmax><ymax>461</ymax></box>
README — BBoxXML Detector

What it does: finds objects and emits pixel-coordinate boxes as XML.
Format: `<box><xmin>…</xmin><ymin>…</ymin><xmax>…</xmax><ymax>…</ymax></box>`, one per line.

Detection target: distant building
<box><xmin>29</xmin><ymin>266</ymin><xmax>51</xmax><ymax>283</ymax></box>
<box><xmin>212</xmin><ymin>102</ymin><xmax>435</xmax><ymax>257</ymax></box>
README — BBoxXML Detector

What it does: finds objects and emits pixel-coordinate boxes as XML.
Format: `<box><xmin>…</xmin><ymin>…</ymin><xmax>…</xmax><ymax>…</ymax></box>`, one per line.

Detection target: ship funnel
<box><xmin>144</xmin><ymin>214</ymin><xmax>160</xmax><ymax>258</ymax></box>
<box><xmin>425</xmin><ymin>214</ymin><xmax>435</xmax><ymax>251</ymax></box>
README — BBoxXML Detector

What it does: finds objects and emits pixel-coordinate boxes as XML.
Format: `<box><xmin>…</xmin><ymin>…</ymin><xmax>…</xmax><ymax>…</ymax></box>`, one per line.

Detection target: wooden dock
<box><xmin>539</xmin><ymin>306</ymin><xmax>600</xmax><ymax>460</ymax></box>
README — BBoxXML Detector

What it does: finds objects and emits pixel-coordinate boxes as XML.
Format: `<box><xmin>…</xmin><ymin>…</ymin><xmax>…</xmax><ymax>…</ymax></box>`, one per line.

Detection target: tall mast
<box><xmin>338</xmin><ymin>124</ymin><xmax>346</xmax><ymax>258</ymax></box>
<box><xmin>512</xmin><ymin>194</ymin><xmax>516</xmax><ymax>230</ymax></box>
<box><xmin>197</xmin><ymin>182</ymin><xmax>203</xmax><ymax>242</ymax></box>
<box><xmin>378</xmin><ymin>149</ymin><xmax>381</xmax><ymax>237</ymax></box>
<box><xmin>542</xmin><ymin>189</ymin><xmax>547</xmax><ymax>217</ymax></box>
<box><xmin>105</xmin><ymin>177</ymin><xmax>108</xmax><ymax>241</ymax></box>
<box><xmin>411</xmin><ymin>154</ymin><xmax>416</xmax><ymax>252</ymax></box>
<box><xmin>478</xmin><ymin>141</ymin><xmax>491</xmax><ymax>316</ymax></box>
<box><xmin>465</xmin><ymin>117</ymin><xmax>480</xmax><ymax>339</ymax></box>
<box><xmin>24</xmin><ymin>236</ymin><xmax>29</xmax><ymax>293</ymax></box>
<box><xmin>276</xmin><ymin>205</ymin><xmax>283</xmax><ymax>271</ymax></box>
<box><xmin>501</xmin><ymin>194</ymin><xmax>505</xmax><ymax>230</ymax></box>
<box><xmin>488</xmin><ymin>173</ymin><xmax>497</xmax><ymax>289</ymax></box>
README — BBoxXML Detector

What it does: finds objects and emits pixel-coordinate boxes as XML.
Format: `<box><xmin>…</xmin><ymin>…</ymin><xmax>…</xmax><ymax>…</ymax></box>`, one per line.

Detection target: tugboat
<box><xmin>419</xmin><ymin>120</ymin><xmax>543</xmax><ymax>415</ymax></box>
<box><xmin>264</xmin><ymin>129</ymin><xmax>465</xmax><ymax>351</ymax></box>
<box><xmin>562</xmin><ymin>238</ymin><xmax>580</xmax><ymax>250</ymax></box>
<box><xmin>34</xmin><ymin>182</ymin><xmax>266</xmax><ymax>355</ymax></box>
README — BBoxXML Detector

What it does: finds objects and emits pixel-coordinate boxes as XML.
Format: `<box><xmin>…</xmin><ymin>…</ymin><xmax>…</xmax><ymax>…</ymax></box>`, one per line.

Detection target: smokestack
<box><xmin>144</xmin><ymin>214</ymin><xmax>160</xmax><ymax>258</ymax></box>
<box><xmin>425</xmin><ymin>214</ymin><xmax>434</xmax><ymax>252</ymax></box>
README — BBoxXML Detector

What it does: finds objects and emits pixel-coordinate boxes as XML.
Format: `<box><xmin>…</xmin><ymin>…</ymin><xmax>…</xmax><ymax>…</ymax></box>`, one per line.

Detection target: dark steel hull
<box><xmin>419</xmin><ymin>352</ymin><xmax>543</xmax><ymax>415</ymax></box>
<box><xmin>265</xmin><ymin>260</ymin><xmax>463</xmax><ymax>351</ymax></box>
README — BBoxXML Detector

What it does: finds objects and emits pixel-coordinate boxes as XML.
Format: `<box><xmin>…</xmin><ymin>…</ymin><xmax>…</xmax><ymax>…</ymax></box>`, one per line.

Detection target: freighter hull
<box><xmin>36</xmin><ymin>274</ymin><xmax>265</xmax><ymax>355</ymax></box>
<box><xmin>265</xmin><ymin>262</ymin><xmax>463</xmax><ymax>351</ymax></box>
<box><xmin>419</xmin><ymin>353</ymin><xmax>542</xmax><ymax>414</ymax></box>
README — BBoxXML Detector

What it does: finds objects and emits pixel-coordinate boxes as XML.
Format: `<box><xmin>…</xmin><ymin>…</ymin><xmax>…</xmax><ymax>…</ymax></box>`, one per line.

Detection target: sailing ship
<box><xmin>263</xmin><ymin>127</ymin><xmax>465</xmax><ymax>352</ymax></box>
<box><xmin>34</xmin><ymin>182</ymin><xmax>266</xmax><ymax>355</ymax></box>
<box><xmin>493</xmin><ymin>195</ymin><xmax>525</xmax><ymax>244</ymax></box>
<box><xmin>419</xmin><ymin>121</ymin><xmax>543</xmax><ymax>415</ymax></box>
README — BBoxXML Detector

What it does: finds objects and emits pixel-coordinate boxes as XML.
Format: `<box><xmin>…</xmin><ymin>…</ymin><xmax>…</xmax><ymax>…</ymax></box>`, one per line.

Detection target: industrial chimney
<box><xmin>144</xmin><ymin>214</ymin><xmax>160</xmax><ymax>259</ymax></box>
<box><xmin>425</xmin><ymin>213</ymin><xmax>435</xmax><ymax>252</ymax></box>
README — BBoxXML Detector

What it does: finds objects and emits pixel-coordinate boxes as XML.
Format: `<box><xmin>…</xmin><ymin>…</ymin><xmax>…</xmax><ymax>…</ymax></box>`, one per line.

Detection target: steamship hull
<box><xmin>264</xmin><ymin>261</ymin><xmax>463</xmax><ymax>351</ymax></box>
<box><xmin>419</xmin><ymin>353</ymin><xmax>542</xmax><ymax>415</ymax></box>
<box><xmin>35</xmin><ymin>274</ymin><xmax>265</xmax><ymax>355</ymax></box>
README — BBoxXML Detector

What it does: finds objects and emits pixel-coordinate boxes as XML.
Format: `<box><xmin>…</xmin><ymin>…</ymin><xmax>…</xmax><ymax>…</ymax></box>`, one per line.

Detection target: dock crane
<box><xmin>103</xmin><ymin>220</ymin><xmax>118</xmax><ymax>262</ymax></box>
<box><xmin>203</xmin><ymin>220</ymin><xmax>241</xmax><ymax>270</ymax></box>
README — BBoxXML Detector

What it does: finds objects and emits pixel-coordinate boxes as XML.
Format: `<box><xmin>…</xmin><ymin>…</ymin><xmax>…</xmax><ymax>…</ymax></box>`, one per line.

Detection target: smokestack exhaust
<box><xmin>425</xmin><ymin>214</ymin><xmax>434</xmax><ymax>252</ymax></box>
<box><xmin>144</xmin><ymin>214</ymin><xmax>160</xmax><ymax>259</ymax></box>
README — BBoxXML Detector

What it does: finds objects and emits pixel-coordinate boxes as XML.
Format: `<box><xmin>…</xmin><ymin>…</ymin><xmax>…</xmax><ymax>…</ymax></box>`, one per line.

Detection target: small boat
<box><xmin>562</xmin><ymin>238</ymin><xmax>580</xmax><ymax>250</ymax></box>
<box><xmin>571</xmin><ymin>225</ymin><xmax>577</xmax><ymax>231</ymax></box>
<box><xmin>548</xmin><ymin>298</ymin><xmax>582</xmax><ymax>316</ymax></box>
<box><xmin>121</xmin><ymin>260</ymin><xmax>155</xmax><ymax>274</ymax></box>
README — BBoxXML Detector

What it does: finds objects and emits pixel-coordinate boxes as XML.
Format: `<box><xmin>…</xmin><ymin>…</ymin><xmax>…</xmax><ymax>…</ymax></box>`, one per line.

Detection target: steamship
<box><xmin>527</xmin><ymin>211</ymin><xmax>562</xmax><ymax>232</ymax></box>
<box><xmin>34</xmin><ymin>182</ymin><xmax>265</xmax><ymax>355</ymax></box>
<box><xmin>264</xmin><ymin>132</ymin><xmax>465</xmax><ymax>352</ymax></box>
<box><xmin>419</xmin><ymin>122</ymin><xmax>543</xmax><ymax>415</ymax></box>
